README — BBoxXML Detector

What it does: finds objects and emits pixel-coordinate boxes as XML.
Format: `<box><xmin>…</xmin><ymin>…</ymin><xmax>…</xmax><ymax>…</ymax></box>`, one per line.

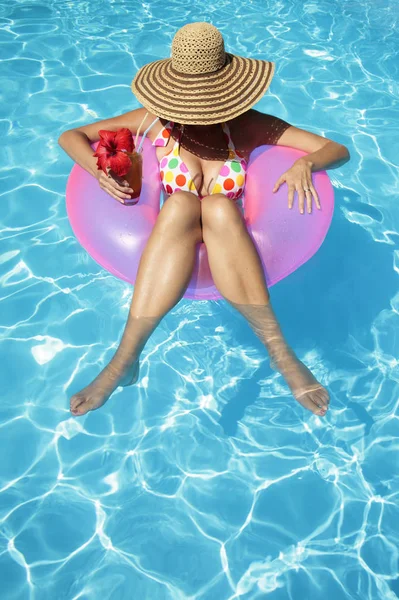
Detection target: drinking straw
<box><xmin>134</xmin><ymin>111</ymin><xmax>149</xmax><ymax>148</ymax></box>
<box><xmin>137</xmin><ymin>117</ymin><xmax>160</xmax><ymax>154</ymax></box>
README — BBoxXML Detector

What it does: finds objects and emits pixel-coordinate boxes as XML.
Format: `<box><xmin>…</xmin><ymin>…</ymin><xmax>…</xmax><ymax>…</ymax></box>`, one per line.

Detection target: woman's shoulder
<box><xmin>228</xmin><ymin>109</ymin><xmax>292</xmax><ymax>153</ymax></box>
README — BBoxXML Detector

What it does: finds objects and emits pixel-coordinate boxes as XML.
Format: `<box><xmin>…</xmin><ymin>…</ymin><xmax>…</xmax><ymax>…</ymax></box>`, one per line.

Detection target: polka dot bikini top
<box><xmin>152</xmin><ymin>121</ymin><xmax>248</xmax><ymax>200</ymax></box>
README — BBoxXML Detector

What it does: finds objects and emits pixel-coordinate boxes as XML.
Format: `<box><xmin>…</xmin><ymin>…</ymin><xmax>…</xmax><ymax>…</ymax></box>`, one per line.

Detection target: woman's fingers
<box><xmin>109</xmin><ymin>169</ymin><xmax>130</xmax><ymax>189</ymax></box>
<box><xmin>108</xmin><ymin>190</ymin><xmax>128</xmax><ymax>204</ymax></box>
<box><xmin>105</xmin><ymin>173</ymin><xmax>133</xmax><ymax>194</ymax></box>
<box><xmin>276</xmin><ymin>161</ymin><xmax>320</xmax><ymax>214</ymax></box>
<box><xmin>105</xmin><ymin>184</ymin><xmax>132</xmax><ymax>202</ymax></box>
<box><xmin>305</xmin><ymin>189</ymin><xmax>312</xmax><ymax>214</ymax></box>
<box><xmin>296</xmin><ymin>183</ymin><xmax>305</xmax><ymax>214</ymax></box>
<box><xmin>292</xmin><ymin>182</ymin><xmax>321</xmax><ymax>214</ymax></box>
<box><xmin>311</xmin><ymin>185</ymin><xmax>321</xmax><ymax>209</ymax></box>
<box><xmin>303</xmin><ymin>177</ymin><xmax>321</xmax><ymax>213</ymax></box>
<box><xmin>287</xmin><ymin>184</ymin><xmax>296</xmax><ymax>209</ymax></box>
<box><xmin>98</xmin><ymin>171</ymin><xmax>133</xmax><ymax>203</ymax></box>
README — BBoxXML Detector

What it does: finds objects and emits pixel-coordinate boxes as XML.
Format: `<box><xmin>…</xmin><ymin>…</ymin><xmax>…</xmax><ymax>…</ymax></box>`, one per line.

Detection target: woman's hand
<box><xmin>96</xmin><ymin>167</ymin><xmax>134</xmax><ymax>204</ymax></box>
<box><xmin>272</xmin><ymin>158</ymin><xmax>321</xmax><ymax>214</ymax></box>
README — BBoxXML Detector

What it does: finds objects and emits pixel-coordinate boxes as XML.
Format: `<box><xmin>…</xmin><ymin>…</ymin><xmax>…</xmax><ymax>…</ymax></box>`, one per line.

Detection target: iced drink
<box><xmin>124</xmin><ymin>151</ymin><xmax>142</xmax><ymax>204</ymax></box>
<box><xmin>111</xmin><ymin>151</ymin><xmax>143</xmax><ymax>205</ymax></box>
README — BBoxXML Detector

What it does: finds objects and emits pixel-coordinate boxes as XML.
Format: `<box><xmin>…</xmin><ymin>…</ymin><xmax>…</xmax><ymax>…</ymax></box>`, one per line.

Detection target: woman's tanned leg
<box><xmin>201</xmin><ymin>194</ymin><xmax>329</xmax><ymax>417</ymax></box>
<box><xmin>70</xmin><ymin>191</ymin><xmax>203</xmax><ymax>416</ymax></box>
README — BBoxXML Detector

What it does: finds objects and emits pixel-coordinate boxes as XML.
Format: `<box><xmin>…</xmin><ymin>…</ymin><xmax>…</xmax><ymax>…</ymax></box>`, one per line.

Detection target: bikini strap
<box><xmin>221</xmin><ymin>122</ymin><xmax>239</xmax><ymax>159</ymax></box>
<box><xmin>176</xmin><ymin>123</ymin><xmax>185</xmax><ymax>153</ymax></box>
<box><xmin>136</xmin><ymin>114</ymin><xmax>162</xmax><ymax>153</ymax></box>
<box><xmin>152</xmin><ymin>120</ymin><xmax>175</xmax><ymax>147</ymax></box>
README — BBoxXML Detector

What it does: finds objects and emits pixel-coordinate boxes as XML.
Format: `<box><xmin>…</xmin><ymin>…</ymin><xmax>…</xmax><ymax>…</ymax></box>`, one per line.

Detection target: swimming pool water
<box><xmin>1</xmin><ymin>1</ymin><xmax>399</xmax><ymax>598</ymax></box>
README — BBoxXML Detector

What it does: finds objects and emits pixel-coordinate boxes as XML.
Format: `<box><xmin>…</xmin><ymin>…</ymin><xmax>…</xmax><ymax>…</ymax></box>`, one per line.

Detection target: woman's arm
<box><xmin>275</xmin><ymin>126</ymin><xmax>350</xmax><ymax>172</ymax></box>
<box><xmin>57</xmin><ymin>107</ymin><xmax>151</xmax><ymax>177</ymax></box>
<box><xmin>252</xmin><ymin>109</ymin><xmax>350</xmax><ymax>171</ymax></box>
<box><xmin>251</xmin><ymin>110</ymin><xmax>351</xmax><ymax>213</ymax></box>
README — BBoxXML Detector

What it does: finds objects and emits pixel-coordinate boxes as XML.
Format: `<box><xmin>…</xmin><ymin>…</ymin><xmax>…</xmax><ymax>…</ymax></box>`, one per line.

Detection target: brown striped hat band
<box><xmin>131</xmin><ymin>22</ymin><xmax>275</xmax><ymax>126</ymax></box>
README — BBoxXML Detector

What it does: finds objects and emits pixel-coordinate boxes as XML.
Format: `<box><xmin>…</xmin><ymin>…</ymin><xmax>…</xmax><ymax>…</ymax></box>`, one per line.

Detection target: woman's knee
<box><xmin>201</xmin><ymin>194</ymin><xmax>244</xmax><ymax>232</ymax></box>
<box><xmin>158</xmin><ymin>191</ymin><xmax>202</xmax><ymax>231</ymax></box>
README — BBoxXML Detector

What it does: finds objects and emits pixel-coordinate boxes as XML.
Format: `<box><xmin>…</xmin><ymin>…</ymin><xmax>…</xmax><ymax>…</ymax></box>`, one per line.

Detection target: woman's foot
<box><xmin>70</xmin><ymin>359</ymin><xmax>140</xmax><ymax>417</ymax></box>
<box><xmin>270</xmin><ymin>347</ymin><xmax>329</xmax><ymax>417</ymax></box>
<box><xmin>226</xmin><ymin>299</ymin><xmax>330</xmax><ymax>417</ymax></box>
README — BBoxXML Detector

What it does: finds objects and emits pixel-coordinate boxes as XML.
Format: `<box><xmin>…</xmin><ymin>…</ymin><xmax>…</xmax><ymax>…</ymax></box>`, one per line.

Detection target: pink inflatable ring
<box><xmin>66</xmin><ymin>137</ymin><xmax>334</xmax><ymax>300</ymax></box>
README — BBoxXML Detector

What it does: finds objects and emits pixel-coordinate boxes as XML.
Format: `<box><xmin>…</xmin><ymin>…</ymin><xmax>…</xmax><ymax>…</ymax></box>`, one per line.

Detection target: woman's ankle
<box><xmin>110</xmin><ymin>350</ymin><xmax>140</xmax><ymax>370</ymax></box>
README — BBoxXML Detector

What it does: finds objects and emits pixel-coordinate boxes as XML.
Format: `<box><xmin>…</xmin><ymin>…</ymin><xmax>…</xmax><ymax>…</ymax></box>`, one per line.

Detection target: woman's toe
<box><xmin>309</xmin><ymin>397</ymin><xmax>327</xmax><ymax>415</ymax></box>
<box><xmin>70</xmin><ymin>393</ymin><xmax>90</xmax><ymax>415</ymax></box>
<box><xmin>313</xmin><ymin>403</ymin><xmax>325</xmax><ymax>416</ymax></box>
<box><xmin>305</xmin><ymin>393</ymin><xmax>327</xmax><ymax>416</ymax></box>
<box><xmin>314</xmin><ymin>397</ymin><xmax>328</xmax><ymax>416</ymax></box>
<box><xmin>70</xmin><ymin>395</ymin><xmax>82</xmax><ymax>412</ymax></box>
<box><xmin>316</xmin><ymin>389</ymin><xmax>329</xmax><ymax>409</ymax></box>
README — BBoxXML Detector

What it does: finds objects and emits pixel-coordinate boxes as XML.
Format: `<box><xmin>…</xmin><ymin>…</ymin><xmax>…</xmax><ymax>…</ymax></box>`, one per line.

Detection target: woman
<box><xmin>58</xmin><ymin>22</ymin><xmax>350</xmax><ymax>418</ymax></box>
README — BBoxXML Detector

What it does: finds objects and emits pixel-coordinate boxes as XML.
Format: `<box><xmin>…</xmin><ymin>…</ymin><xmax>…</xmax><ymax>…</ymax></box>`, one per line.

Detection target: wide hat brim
<box><xmin>131</xmin><ymin>53</ymin><xmax>275</xmax><ymax>125</ymax></box>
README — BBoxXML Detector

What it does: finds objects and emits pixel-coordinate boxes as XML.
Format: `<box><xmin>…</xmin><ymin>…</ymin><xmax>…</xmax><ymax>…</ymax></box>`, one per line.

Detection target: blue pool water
<box><xmin>1</xmin><ymin>1</ymin><xmax>399</xmax><ymax>598</ymax></box>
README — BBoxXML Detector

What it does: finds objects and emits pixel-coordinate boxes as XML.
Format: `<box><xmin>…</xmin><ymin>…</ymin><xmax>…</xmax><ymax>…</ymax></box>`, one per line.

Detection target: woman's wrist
<box><xmin>58</xmin><ymin>130</ymin><xmax>100</xmax><ymax>179</ymax></box>
<box><xmin>295</xmin><ymin>142</ymin><xmax>350</xmax><ymax>173</ymax></box>
<box><xmin>296</xmin><ymin>157</ymin><xmax>315</xmax><ymax>171</ymax></box>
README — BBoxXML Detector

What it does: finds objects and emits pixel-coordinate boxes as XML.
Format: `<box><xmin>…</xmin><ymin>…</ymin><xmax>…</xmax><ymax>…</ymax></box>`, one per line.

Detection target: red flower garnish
<box><xmin>93</xmin><ymin>128</ymin><xmax>135</xmax><ymax>177</ymax></box>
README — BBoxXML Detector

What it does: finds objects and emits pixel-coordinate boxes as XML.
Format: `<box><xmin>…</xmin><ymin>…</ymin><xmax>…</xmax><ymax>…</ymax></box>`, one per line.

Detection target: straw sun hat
<box><xmin>131</xmin><ymin>22</ymin><xmax>275</xmax><ymax>125</ymax></box>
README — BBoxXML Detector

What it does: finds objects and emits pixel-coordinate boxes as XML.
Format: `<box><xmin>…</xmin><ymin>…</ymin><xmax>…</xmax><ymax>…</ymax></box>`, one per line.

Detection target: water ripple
<box><xmin>1</xmin><ymin>0</ymin><xmax>399</xmax><ymax>598</ymax></box>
